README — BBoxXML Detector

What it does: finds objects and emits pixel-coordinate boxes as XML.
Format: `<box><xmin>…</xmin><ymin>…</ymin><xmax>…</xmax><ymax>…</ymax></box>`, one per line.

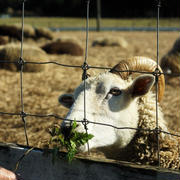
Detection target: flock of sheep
<box><xmin>0</xmin><ymin>24</ymin><xmax>85</xmax><ymax>72</ymax></box>
<box><xmin>0</xmin><ymin>24</ymin><xmax>180</xmax><ymax>170</ymax></box>
<box><xmin>0</xmin><ymin>24</ymin><xmax>180</xmax><ymax>75</ymax></box>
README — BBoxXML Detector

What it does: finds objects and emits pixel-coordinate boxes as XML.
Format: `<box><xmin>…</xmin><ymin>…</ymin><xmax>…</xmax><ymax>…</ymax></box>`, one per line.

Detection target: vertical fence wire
<box><xmin>155</xmin><ymin>0</ymin><xmax>161</xmax><ymax>167</ymax></box>
<box><xmin>84</xmin><ymin>0</ymin><xmax>90</xmax><ymax>64</ymax></box>
<box><xmin>19</xmin><ymin>0</ymin><xmax>29</xmax><ymax>146</ymax></box>
<box><xmin>82</xmin><ymin>0</ymin><xmax>90</xmax><ymax>154</ymax></box>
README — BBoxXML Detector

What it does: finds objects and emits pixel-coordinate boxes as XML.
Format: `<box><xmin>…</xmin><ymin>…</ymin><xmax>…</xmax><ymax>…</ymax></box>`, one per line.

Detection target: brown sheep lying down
<box><xmin>42</xmin><ymin>40</ymin><xmax>83</xmax><ymax>56</ymax></box>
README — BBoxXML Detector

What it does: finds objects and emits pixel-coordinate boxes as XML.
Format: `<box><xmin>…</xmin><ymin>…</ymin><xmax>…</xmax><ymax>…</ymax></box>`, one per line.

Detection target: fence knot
<box><xmin>81</xmin><ymin>62</ymin><xmax>89</xmax><ymax>71</ymax></box>
<box><xmin>154</xmin><ymin>127</ymin><xmax>161</xmax><ymax>135</ymax></box>
<box><xmin>18</xmin><ymin>57</ymin><xmax>26</xmax><ymax>66</ymax></box>
<box><xmin>82</xmin><ymin>118</ymin><xmax>89</xmax><ymax>130</ymax></box>
<box><xmin>153</xmin><ymin>68</ymin><xmax>161</xmax><ymax>82</ymax></box>
<box><xmin>153</xmin><ymin>68</ymin><xmax>161</xmax><ymax>76</ymax></box>
<box><xmin>82</xmin><ymin>62</ymin><xmax>90</xmax><ymax>80</ymax></box>
<box><xmin>20</xmin><ymin>111</ymin><xmax>27</xmax><ymax>120</ymax></box>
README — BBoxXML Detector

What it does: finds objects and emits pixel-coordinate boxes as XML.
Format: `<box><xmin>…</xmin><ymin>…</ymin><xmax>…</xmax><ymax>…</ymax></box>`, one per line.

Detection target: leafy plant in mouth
<box><xmin>49</xmin><ymin>121</ymin><xmax>94</xmax><ymax>162</ymax></box>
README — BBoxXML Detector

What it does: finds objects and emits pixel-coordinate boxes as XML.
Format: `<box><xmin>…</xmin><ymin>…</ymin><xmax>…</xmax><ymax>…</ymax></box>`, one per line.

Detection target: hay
<box><xmin>0</xmin><ymin>43</ymin><xmax>48</xmax><ymax>72</ymax></box>
<box><xmin>41</xmin><ymin>39</ymin><xmax>83</xmax><ymax>56</ymax></box>
<box><xmin>35</xmin><ymin>27</ymin><xmax>54</xmax><ymax>40</ymax></box>
<box><xmin>92</xmin><ymin>36</ymin><xmax>128</xmax><ymax>48</ymax></box>
<box><xmin>0</xmin><ymin>36</ymin><xmax>9</xmax><ymax>45</ymax></box>
<box><xmin>160</xmin><ymin>37</ymin><xmax>180</xmax><ymax>75</ymax></box>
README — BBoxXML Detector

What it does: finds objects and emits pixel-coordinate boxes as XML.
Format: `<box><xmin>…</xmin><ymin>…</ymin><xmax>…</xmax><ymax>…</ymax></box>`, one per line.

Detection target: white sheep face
<box><xmin>59</xmin><ymin>72</ymin><xmax>155</xmax><ymax>152</ymax></box>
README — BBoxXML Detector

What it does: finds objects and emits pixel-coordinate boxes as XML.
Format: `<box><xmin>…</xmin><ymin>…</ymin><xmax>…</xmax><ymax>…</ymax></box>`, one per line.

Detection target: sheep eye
<box><xmin>109</xmin><ymin>87</ymin><xmax>122</xmax><ymax>96</ymax></box>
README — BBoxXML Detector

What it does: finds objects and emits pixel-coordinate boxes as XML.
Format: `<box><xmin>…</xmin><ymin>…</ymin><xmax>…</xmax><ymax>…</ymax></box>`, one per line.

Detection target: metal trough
<box><xmin>0</xmin><ymin>143</ymin><xmax>179</xmax><ymax>180</ymax></box>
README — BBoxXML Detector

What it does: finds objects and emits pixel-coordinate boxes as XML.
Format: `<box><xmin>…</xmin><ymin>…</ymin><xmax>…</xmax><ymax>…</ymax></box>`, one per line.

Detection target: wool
<box><xmin>0</xmin><ymin>43</ymin><xmax>48</xmax><ymax>72</ymax></box>
<box><xmin>160</xmin><ymin>37</ymin><xmax>180</xmax><ymax>75</ymax></box>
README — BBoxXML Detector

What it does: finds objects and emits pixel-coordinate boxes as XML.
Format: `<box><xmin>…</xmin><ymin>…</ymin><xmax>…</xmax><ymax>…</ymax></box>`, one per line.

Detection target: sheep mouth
<box><xmin>61</xmin><ymin>123</ymin><xmax>80</xmax><ymax>140</ymax></box>
<box><xmin>61</xmin><ymin>126</ymin><xmax>73</xmax><ymax>140</ymax></box>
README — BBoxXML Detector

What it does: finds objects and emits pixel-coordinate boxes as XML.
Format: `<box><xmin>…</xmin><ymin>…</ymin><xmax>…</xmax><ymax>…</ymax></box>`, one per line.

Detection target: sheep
<box><xmin>92</xmin><ymin>36</ymin><xmax>128</xmax><ymax>48</ymax></box>
<box><xmin>0</xmin><ymin>43</ymin><xmax>48</xmax><ymax>72</ymax></box>
<box><xmin>0</xmin><ymin>36</ymin><xmax>9</xmax><ymax>45</ymax></box>
<box><xmin>0</xmin><ymin>24</ymin><xmax>36</xmax><ymax>40</ymax></box>
<box><xmin>0</xmin><ymin>25</ymin><xmax>22</xmax><ymax>41</ymax></box>
<box><xmin>59</xmin><ymin>56</ymin><xmax>180</xmax><ymax>169</ymax></box>
<box><xmin>160</xmin><ymin>37</ymin><xmax>180</xmax><ymax>76</ymax></box>
<box><xmin>14</xmin><ymin>24</ymin><xmax>36</xmax><ymax>39</ymax></box>
<box><xmin>35</xmin><ymin>27</ymin><xmax>54</xmax><ymax>40</ymax></box>
<box><xmin>41</xmin><ymin>39</ymin><xmax>83</xmax><ymax>56</ymax></box>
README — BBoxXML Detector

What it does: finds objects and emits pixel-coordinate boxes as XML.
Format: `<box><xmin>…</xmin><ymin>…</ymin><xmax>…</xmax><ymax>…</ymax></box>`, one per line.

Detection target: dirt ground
<box><xmin>0</xmin><ymin>31</ymin><xmax>179</xmax><ymax>149</ymax></box>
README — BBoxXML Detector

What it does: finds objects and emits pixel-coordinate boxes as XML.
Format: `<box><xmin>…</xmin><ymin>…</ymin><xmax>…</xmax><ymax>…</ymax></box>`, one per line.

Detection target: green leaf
<box><xmin>72</xmin><ymin>120</ymin><xmax>77</xmax><ymax>130</ymax></box>
<box><xmin>55</xmin><ymin>127</ymin><xmax>61</xmax><ymax>135</ymax></box>
<box><xmin>70</xmin><ymin>140</ymin><xmax>76</xmax><ymax>149</ymax></box>
<box><xmin>49</xmin><ymin>121</ymin><xmax>94</xmax><ymax>163</ymax></box>
<box><xmin>67</xmin><ymin>148</ymin><xmax>76</xmax><ymax>162</ymax></box>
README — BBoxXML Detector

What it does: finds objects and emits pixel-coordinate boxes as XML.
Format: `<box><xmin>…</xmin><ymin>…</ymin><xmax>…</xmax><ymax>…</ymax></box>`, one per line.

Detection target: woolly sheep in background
<box><xmin>0</xmin><ymin>43</ymin><xmax>48</xmax><ymax>72</ymax></box>
<box><xmin>41</xmin><ymin>39</ymin><xmax>83</xmax><ymax>56</ymax></box>
<box><xmin>59</xmin><ymin>56</ymin><xmax>180</xmax><ymax>169</ymax></box>
<box><xmin>160</xmin><ymin>37</ymin><xmax>180</xmax><ymax>77</ymax></box>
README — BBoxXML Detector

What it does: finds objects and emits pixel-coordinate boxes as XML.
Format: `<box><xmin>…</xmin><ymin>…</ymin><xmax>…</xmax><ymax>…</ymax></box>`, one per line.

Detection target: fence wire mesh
<box><xmin>0</xmin><ymin>0</ymin><xmax>179</xmax><ymax>171</ymax></box>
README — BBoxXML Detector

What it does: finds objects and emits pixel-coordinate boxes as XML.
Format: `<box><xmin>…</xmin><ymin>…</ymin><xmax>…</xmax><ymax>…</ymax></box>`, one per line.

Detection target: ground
<box><xmin>0</xmin><ymin>31</ymin><xmax>179</xmax><ymax>149</ymax></box>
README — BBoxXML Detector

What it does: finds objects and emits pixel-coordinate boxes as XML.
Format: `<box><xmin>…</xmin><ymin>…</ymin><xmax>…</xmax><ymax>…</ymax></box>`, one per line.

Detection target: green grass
<box><xmin>0</xmin><ymin>17</ymin><xmax>179</xmax><ymax>28</ymax></box>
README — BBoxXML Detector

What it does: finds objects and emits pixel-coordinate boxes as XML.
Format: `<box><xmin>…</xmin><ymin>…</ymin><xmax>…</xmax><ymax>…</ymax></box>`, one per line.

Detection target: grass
<box><xmin>0</xmin><ymin>17</ymin><xmax>179</xmax><ymax>28</ymax></box>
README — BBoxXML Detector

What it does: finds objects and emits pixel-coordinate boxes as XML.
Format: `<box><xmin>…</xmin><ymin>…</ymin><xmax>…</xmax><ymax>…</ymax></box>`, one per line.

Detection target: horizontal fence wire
<box><xmin>0</xmin><ymin>61</ymin><xmax>179</xmax><ymax>130</ymax></box>
<box><xmin>0</xmin><ymin>60</ymin><xmax>180</xmax><ymax>76</ymax></box>
<box><xmin>0</xmin><ymin>60</ymin><xmax>179</xmax><ymax>140</ymax></box>
<box><xmin>0</xmin><ymin>108</ymin><xmax>180</xmax><ymax>138</ymax></box>
<box><xmin>0</xmin><ymin>0</ymin><xmax>179</xmax><ymax>171</ymax></box>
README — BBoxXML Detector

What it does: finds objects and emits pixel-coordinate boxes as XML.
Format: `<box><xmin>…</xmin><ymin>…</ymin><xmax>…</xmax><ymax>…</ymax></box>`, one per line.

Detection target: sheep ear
<box><xmin>130</xmin><ymin>75</ymin><xmax>155</xmax><ymax>98</ymax></box>
<box><xmin>58</xmin><ymin>94</ymin><xmax>74</xmax><ymax>108</ymax></box>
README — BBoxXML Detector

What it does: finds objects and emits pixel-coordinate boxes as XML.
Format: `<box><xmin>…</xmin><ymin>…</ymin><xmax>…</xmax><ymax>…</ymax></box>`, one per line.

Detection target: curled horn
<box><xmin>110</xmin><ymin>56</ymin><xmax>165</xmax><ymax>102</ymax></box>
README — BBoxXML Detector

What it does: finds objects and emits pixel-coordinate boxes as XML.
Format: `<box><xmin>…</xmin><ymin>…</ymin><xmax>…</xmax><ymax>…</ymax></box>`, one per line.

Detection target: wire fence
<box><xmin>0</xmin><ymin>0</ymin><xmax>180</xmax><ymax>172</ymax></box>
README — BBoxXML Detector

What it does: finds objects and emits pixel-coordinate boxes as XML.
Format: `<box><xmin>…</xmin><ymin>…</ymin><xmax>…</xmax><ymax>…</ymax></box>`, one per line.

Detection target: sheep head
<box><xmin>59</xmin><ymin>56</ymin><xmax>165</xmax><ymax>152</ymax></box>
